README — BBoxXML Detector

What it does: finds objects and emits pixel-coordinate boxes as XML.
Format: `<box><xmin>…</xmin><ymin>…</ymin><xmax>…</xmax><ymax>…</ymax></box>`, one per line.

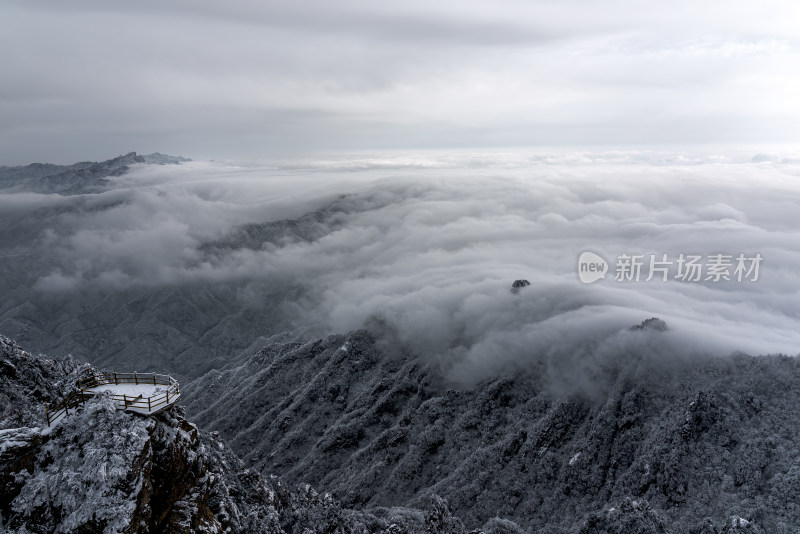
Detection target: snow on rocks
<box><xmin>2</xmin><ymin>334</ymin><xmax>516</xmax><ymax>533</ymax></box>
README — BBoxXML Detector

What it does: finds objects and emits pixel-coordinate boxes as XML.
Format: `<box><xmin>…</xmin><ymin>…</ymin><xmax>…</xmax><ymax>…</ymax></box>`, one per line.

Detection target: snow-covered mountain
<box><xmin>6</xmin><ymin>331</ymin><xmax>775</xmax><ymax>533</ymax></box>
<box><xmin>1</xmin><ymin>335</ymin><xmax>510</xmax><ymax>533</ymax></box>
<box><xmin>4</xmin><ymin>152</ymin><xmax>800</xmax><ymax>533</ymax></box>
<box><xmin>183</xmin><ymin>327</ymin><xmax>800</xmax><ymax>533</ymax></box>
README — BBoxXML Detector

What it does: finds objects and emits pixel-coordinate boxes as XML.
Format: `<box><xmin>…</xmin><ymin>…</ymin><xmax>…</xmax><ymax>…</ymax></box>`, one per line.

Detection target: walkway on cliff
<box><xmin>45</xmin><ymin>372</ymin><xmax>180</xmax><ymax>427</ymax></box>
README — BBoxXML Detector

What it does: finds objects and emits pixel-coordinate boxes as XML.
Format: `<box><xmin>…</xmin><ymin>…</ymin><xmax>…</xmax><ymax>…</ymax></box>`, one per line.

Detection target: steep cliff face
<box><xmin>184</xmin><ymin>330</ymin><xmax>799</xmax><ymax>533</ymax></box>
<box><xmin>2</xmin><ymin>394</ymin><xmax>374</xmax><ymax>533</ymax></box>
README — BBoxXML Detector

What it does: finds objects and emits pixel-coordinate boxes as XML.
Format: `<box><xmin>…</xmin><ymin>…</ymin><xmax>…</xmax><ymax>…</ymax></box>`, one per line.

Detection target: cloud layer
<box><xmin>6</xmin><ymin>149</ymin><xmax>800</xmax><ymax>388</ymax></box>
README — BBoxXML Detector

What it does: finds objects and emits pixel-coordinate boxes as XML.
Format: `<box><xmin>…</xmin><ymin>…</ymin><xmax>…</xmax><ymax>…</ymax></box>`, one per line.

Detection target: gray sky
<box><xmin>1</xmin><ymin>0</ymin><xmax>799</xmax><ymax>164</ymax></box>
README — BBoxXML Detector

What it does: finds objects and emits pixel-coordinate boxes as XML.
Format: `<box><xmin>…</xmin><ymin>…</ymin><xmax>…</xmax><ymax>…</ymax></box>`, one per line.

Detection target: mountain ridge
<box><xmin>6</xmin><ymin>332</ymin><xmax>777</xmax><ymax>533</ymax></box>
<box><xmin>0</xmin><ymin>152</ymin><xmax>190</xmax><ymax>195</ymax></box>
<box><xmin>184</xmin><ymin>328</ymin><xmax>797</xmax><ymax>533</ymax></box>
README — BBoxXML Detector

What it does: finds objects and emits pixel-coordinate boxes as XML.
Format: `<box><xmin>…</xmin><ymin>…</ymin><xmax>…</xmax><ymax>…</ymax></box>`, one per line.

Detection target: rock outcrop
<box><xmin>510</xmin><ymin>279</ymin><xmax>531</xmax><ymax>294</ymax></box>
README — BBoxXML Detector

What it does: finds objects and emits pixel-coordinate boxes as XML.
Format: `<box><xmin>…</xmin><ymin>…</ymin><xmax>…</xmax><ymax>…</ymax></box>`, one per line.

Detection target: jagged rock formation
<box><xmin>185</xmin><ymin>330</ymin><xmax>800</xmax><ymax>533</ymax></box>
<box><xmin>0</xmin><ymin>152</ymin><xmax>190</xmax><ymax>195</ymax></box>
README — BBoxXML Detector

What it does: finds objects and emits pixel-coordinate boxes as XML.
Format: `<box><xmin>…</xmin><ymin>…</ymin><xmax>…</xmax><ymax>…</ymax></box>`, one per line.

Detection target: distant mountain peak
<box><xmin>0</xmin><ymin>151</ymin><xmax>191</xmax><ymax>195</ymax></box>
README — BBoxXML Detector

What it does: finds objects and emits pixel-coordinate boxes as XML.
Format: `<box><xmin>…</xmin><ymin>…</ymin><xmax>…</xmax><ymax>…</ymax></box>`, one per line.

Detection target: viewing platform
<box><xmin>45</xmin><ymin>372</ymin><xmax>180</xmax><ymax>427</ymax></box>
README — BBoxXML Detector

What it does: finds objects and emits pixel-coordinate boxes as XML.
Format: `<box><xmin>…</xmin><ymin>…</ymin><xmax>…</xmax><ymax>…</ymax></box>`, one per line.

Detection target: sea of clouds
<box><xmin>4</xmin><ymin>148</ymin><xmax>800</xmax><ymax>389</ymax></box>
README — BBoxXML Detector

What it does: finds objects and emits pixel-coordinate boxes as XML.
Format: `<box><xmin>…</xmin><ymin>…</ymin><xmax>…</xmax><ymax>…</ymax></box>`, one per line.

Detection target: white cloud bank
<box><xmin>7</xmin><ymin>149</ymin><xmax>800</xmax><ymax>389</ymax></box>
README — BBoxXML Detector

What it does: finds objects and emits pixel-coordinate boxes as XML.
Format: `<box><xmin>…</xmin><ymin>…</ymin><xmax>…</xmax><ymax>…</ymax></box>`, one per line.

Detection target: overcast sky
<box><xmin>1</xmin><ymin>0</ymin><xmax>799</xmax><ymax>164</ymax></box>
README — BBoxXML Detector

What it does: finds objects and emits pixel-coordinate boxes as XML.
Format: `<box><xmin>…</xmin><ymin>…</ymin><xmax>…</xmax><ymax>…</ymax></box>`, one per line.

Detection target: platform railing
<box><xmin>45</xmin><ymin>372</ymin><xmax>180</xmax><ymax>427</ymax></box>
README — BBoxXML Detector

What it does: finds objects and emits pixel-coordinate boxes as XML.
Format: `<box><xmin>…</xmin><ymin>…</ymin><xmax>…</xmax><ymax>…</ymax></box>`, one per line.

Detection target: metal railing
<box><xmin>45</xmin><ymin>372</ymin><xmax>180</xmax><ymax>427</ymax></box>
